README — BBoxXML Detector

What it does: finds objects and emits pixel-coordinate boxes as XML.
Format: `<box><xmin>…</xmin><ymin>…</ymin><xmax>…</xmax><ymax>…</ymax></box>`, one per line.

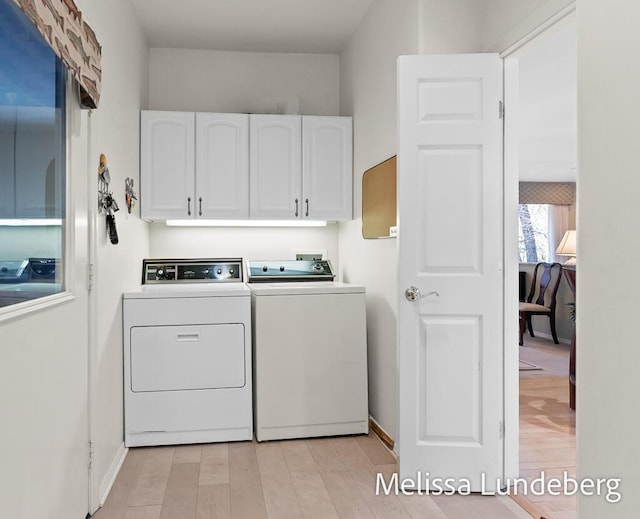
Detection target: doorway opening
<box><xmin>506</xmin><ymin>13</ymin><xmax>577</xmax><ymax>519</ymax></box>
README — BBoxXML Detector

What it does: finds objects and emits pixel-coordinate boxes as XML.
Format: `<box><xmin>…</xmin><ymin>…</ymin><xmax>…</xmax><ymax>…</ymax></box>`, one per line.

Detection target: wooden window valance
<box><xmin>12</xmin><ymin>0</ymin><xmax>102</xmax><ymax>108</ymax></box>
<box><xmin>519</xmin><ymin>182</ymin><xmax>575</xmax><ymax>205</ymax></box>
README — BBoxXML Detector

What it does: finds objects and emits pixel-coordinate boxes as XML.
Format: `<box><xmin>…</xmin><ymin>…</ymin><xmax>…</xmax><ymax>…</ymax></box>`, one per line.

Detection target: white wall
<box><xmin>518</xmin><ymin>21</ymin><xmax>577</xmax><ymax>182</ymax></box>
<box><xmin>577</xmin><ymin>2</ymin><xmax>640</xmax><ymax>516</ymax></box>
<box><xmin>338</xmin><ymin>0</ymin><xmax>483</xmax><ymax>442</ymax></box>
<box><xmin>0</xmin><ymin>39</ymin><xmax>93</xmax><ymax>519</ymax></box>
<box><xmin>76</xmin><ymin>0</ymin><xmax>150</xmax><ymax>509</ymax></box>
<box><xmin>481</xmin><ymin>0</ymin><xmax>575</xmax><ymax>52</ymax></box>
<box><xmin>148</xmin><ymin>48</ymin><xmax>341</xmax><ymax>270</ymax></box>
<box><xmin>149</xmin><ymin>223</ymin><xmax>339</xmax><ymax>267</ymax></box>
<box><xmin>419</xmin><ymin>0</ymin><xmax>483</xmax><ymax>54</ymax></box>
<box><xmin>0</xmin><ymin>124</ymin><xmax>90</xmax><ymax>518</ymax></box>
<box><xmin>149</xmin><ymin>48</ymin><xmax>339</xmax><ymax>115</ymax></box>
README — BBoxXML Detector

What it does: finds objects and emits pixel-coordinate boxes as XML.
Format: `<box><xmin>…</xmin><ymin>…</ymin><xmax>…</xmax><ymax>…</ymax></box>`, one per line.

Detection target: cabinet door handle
<box><xmin>295</xmin><ymin>198</ymin><xmax>299</xmax><ymax>217</ymax></box>
<box><xmin>187</xmin><ymin>197</ymin><xmax>191</xmax><ymax>216</ymax></box>
<box><xmin>305</xmin><ymin>198</ymin><xmax>309</xmax><ymax>217</ymax></box>
<box><xmin>199</xmin><ymin>197</ymin><xmax>203</xmax><ymax>216</ymax></box>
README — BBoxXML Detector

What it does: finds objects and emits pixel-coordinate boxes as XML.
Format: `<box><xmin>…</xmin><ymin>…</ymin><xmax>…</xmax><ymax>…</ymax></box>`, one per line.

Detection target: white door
<box><xmin>196</xmin><ymin>113</ymin><xmax>249</xmax><ymax>218</ymax></box>
<box><xmin>302</xmin><ymin>116</ymin><xmax>353</xmax><ymax>221</ymax></box>
<box><xmin>140</xmin><ymin>111</ymin><xmax>195</xmax><ymax>220</ymax></box>
<box><xmin>249</xmin><ymin>114</ymin><xmax>302</xmax><ymax>219</ymax></box>
<box><xmin>398</xmin><ymin>54</ymin><xmax>504</xmax><ymax>492</ymax></box>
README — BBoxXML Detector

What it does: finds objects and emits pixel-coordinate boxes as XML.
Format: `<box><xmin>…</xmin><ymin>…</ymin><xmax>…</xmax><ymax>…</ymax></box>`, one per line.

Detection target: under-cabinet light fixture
<box><xmin>165</xmin><ymin>219</ymin><xmax>327</xmax><ymax>228</ymax></box>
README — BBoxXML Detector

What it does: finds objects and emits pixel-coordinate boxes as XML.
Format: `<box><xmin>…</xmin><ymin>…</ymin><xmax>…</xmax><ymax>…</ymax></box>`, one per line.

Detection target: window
<box><xmin>518</xmin><ymin>203</ymin><xmax>571</xmax><ymax>264</ymax></box>
<box><xmin>518</xmin><ymin>204</ymin><xmax>550</xmax><ymax>262</ymax></box>
<box><xmin>0</xmin><ymin>0</ymin><xmax>67</xmax><ymax>309</ymax></box>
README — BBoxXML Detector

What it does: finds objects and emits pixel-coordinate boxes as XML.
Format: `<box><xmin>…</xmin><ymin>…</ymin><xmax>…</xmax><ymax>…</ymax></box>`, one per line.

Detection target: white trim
<box><xmin>86</xmin><ymin>108</ymin><xmax>101</xmax><ymax>515</ymax></box>
<box><xmin>99</xmin><ymin>443</ymin><xmax>128</xmax><ymax>508</ymax></box>
<box><xmin>0</xmin><ymin>291</ymin><xmax>75</xmax><ymax>323</ymax></box>
<box><xmin>495</xmin><ymin>2</ymin><xmax>576</xmax><ymax>58</ymax></box>
<box><xmin>503</xmin><ymin>58</ymin><xmax>520</xmax><ymax>481</ymax></box>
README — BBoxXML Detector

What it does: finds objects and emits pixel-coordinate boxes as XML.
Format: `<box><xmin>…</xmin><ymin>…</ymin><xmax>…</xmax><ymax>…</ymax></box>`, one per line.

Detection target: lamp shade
<box><xmin>555</xmin><ymin>230</ymin><xmax>577</xmax><ymax>263</ymax></box>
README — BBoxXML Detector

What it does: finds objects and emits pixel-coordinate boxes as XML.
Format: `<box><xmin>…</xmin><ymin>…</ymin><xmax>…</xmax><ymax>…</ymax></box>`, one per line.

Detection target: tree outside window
<box><xmin>518</xmin><ymin>204</ymin><xmax>550</xmax><ymax>262</ymax></box>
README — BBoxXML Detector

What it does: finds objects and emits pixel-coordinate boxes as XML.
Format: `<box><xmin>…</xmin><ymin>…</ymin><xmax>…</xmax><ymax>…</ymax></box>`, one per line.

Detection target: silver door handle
<box><xmin>405</xmin><ymin>286</ymin><xmax>439</xmax><ymax>302</ymax></box>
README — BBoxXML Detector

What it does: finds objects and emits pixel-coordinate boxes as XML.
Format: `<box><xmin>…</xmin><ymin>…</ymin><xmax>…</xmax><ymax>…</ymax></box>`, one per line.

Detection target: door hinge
<box><xmin>88</xmin><ymin>440</ymin><xmax>95</xmax><ymax>469</ymax></box>
<box><xmin>499</xmin><ymin>100</ymin><xmax>504</xmax><ymax>120</ymax></box>
<box><xmin>88</xmin><ymin>263</ymin><xmax>94</xmax><ymax>291</ymax></box>
<box><xmin>499</xmin><ymin>420</ymin><xmax>505</xmax><ymax>440</ymax></box>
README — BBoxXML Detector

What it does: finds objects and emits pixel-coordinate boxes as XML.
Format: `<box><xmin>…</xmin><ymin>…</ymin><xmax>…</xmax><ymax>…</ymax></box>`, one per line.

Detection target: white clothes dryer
<box><xmin>123</xmin><ymin>258</ymin><xmax>252</xmax><ymax>447</ymax></box>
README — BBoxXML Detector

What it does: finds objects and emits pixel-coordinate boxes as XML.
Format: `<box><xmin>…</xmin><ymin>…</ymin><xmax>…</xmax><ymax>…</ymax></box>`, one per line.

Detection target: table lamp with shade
<box><xmin>556</xmin><ymin>230</ymin><xmax>577</xmax><ymax>265</ymax></box>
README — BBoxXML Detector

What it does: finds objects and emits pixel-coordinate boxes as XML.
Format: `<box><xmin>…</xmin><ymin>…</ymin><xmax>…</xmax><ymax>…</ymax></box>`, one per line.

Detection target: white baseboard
<box><xmin>100</xmin><ymin>442</ymin><xmax>128</xmax><ymax>507</ymax></box>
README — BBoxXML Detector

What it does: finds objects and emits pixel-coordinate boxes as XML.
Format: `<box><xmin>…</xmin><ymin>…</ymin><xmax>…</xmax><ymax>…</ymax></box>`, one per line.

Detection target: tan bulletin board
<box><xmin>362</xmin><ymin>156</ymin><xmax>397</xmax><ymax>239</ymax></box>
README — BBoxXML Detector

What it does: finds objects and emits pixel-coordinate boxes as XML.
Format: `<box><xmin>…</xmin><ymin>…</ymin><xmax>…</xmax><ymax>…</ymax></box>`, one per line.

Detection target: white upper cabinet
<box><xmin>302</xmin><ymin>116</ymin><xmax>353</xmax><ymax>221</ymax></box>
<box><xmin>141</xmin><ymin>111</ymin><xmax>353</xmax><ymax>222</ymax></box>
<box><xmin>250</xmin><ymin>114</ymin><xmax>353</xmax><ymax>221</ymax></box>
<box><xmin>141</xmin><ymin>111</ymin><xmax>195</xmax><ymax>220</ymax></box>
<box><xmin>249</xmin><ymin>114</ymin><xmax>302</xmax><ymax>219</ymax></box>
<box><xmin>196</xmin><ymin>113</ymin><xmax>249</xmax><ymax>218</ymax></box>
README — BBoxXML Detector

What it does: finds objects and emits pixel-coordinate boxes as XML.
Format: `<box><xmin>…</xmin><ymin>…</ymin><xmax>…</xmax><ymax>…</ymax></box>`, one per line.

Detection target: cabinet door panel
<box><xmin>141</xmin><ymin>111</ymin><xmax>195</xmax><ymax>220</ymax></box>
<box><xmin>302</xmin><ymin>116</ymin><xmax>353</xmax><ymax>221</ymax></box>
<box><xmin>249</xmin><ymin>115</ymin><xmax>301</xmax><ymax>219</ymax></box>
<box><xmin>196</xmin><ymin>113</ymin><xmax>249</xmax><ymax>218</ymax></box>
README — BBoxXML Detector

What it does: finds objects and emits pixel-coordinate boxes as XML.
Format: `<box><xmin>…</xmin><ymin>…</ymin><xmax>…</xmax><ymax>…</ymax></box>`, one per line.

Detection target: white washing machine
<box><xmin>123</xmin><ymin>258</ymin><xmax>252</xmax><ymax>447</ymax></box>
<box><xmin>247</xmin><ymin>260</ymin><xmax>368</xmax><ymax>442</ymax></box>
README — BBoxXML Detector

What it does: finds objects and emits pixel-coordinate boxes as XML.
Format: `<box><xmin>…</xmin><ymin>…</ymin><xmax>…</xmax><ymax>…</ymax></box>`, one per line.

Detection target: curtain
<box><xmin>11</xmin><ymin>0</ymin><xmax>102</xmax><ymax>108</ymax></box>
<box><xmin>549</xmin><ymin>205</ymin><xmax>570</xmax><ymax>262</ymax></box>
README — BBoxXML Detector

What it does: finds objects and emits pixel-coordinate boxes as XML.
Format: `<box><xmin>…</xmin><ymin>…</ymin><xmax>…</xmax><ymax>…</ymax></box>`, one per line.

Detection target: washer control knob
<box><xmin>229</xmin><ymin>269</ymin><xmax>234</xmax><ymax>275</ymax></box>
<box><xmin>157</xmin><ymin>268</ymin><xmax>165</xmax><ymax>278</ymax></box>
<box><xmin>263</xmin><ymin>266</ymin><xmax>268</xmax><ymax>272</ymax></box>
<box><xmin>217</xmin><ymin>268</ymin><xmax>222</xmax><ymax>275</ymax></box>
<box><xmin>203</xmin><ymin>269</ymin><xmax>209</xmax><ymax>275</ymax></box>
<box><xmin>313</xmin><ymin>263</ymin><xmax>323</xmax><ymax>273</ymax></box>
<box><xmin>280</xmin><ymin>266</ymin><xmax>285</xmax><ymax>272</ymax></box>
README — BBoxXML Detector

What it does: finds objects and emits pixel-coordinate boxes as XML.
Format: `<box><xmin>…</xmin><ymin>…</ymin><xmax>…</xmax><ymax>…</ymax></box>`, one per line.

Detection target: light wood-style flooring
<box><xmin>517</xmin><ymin>336</ymin><xmax>576</xmax><ymax>519</ymax></box>
<box><xmin>92</xmin><ymin>432</ymin><xmax>530</xmax><ymax>519</ymax></box>
<box><xmin>93</xmin><ymin>337</ymin><xmax>575</xmax><ymax>519</ymax></box>
<box><xmin>517</xmin><ymin>376</ymin><xmax>576</xmax><ymax>519</ymax></box>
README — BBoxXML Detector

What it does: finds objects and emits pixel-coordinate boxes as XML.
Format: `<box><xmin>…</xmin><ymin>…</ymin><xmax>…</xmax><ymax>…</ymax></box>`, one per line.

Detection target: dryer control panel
<box><xmin>142</xmin><ymin>258</ymin><xmax>243</xmax><ymax>284</ymax></box>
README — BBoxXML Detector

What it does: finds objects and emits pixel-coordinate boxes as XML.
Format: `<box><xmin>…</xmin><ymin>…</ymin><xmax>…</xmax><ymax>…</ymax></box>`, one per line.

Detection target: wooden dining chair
<box><xmin>519</xmin><ymin>262</ymin><xmax>563</xmax><ymax>344</ymax></box>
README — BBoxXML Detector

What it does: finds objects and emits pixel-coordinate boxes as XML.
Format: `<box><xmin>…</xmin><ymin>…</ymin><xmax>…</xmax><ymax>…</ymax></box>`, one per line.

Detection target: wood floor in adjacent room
<box><xmin>518</xmin><ymin>336</ymin><xmax>576</xmax><ymax>519</ymax></box>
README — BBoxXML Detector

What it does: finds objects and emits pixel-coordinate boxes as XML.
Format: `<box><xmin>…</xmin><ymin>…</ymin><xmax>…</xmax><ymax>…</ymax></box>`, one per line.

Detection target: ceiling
<box><xmin>130</xmin><ymin>0</ymin><xmax>375</xmax><ymax>54</ymax></box>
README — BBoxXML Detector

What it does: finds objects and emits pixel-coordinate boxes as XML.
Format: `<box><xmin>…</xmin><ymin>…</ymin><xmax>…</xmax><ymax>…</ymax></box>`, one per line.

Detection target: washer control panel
<box><xmin>246</xmin><ymin>259</ymin><xmax>335</xmax><ymax>282</ymax></box>
<box><xmin>142</xmin><ymin>258</ymin><xmax>242</xmax><ymax>284</ymax></box>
